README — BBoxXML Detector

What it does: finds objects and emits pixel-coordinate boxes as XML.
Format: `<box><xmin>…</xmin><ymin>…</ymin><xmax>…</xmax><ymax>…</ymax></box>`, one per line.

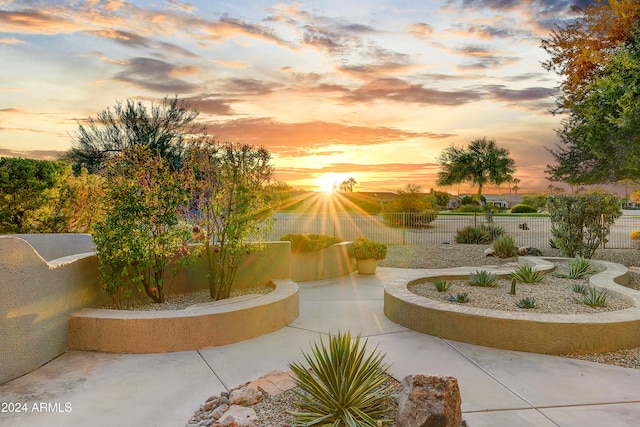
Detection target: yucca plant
<box><xmin>572</xmin><ymin>283</ymin><xmax>588</xmax><ymax>294</ymax></box>
<box><xmin>454</xmin><ymin>225</ymin><xmax>490</xmax><ymax>244</ymax></box>
<box><xmin>433</xmin><ymin>279</ymin><xmax>450</xmax><ymax>292</ymax></box>
<box><xmin>580</xmin><ymin>287</ymin><xmax>608</xmax><ymax>307</ymax></box>
<box><xmin>288</xmin><ymin>332</ymin><xmax>393</xmax><ymax>427</ymax></box>
<box><xmin>557</xmin><ymin>256</ymin><xmax>596</xmax><ymax>279</ymax></box>
<box><xmin>516</xmin><ymin>297</ymin><xmax>536</xmax><ymax>309</ymax></box>
<box><xmin>511</xmin><ymin>264</ymin><xmax>545</xmax><ymax>284</ymax></box>
<box><xmin>446</xmin><ymin>292</ymin><xmax>469</xmax><ymax>303</ymax></box>
<box><xmin>468</xmin><ymin>270</ymin><xmax>498</xmax><ymax>287</ymax></box>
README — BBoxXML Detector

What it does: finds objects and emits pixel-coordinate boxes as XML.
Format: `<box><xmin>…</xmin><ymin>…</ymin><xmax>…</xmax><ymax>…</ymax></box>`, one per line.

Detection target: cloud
<box><xmin>341</xmin><ymin>78</ymin><xmax>484</xmax><ymax>106</ymax></box>
<box><xmin>204</xmin><ymin>117</ymin><xmax>455</xmax><ymax>157</ymax></box>
<box><xmin>0</xmin><ymin>8</ymin><xmax>84</xmax><ymax>34</ymax></box>
<box><xmin>183</xmin><ymin>95</ymin><xmax>236</xmax><ymax>116</ymax></box>
<box><xmin>114</xmin><ymin>57</ymin><xmax>199</xmax><ymax>93</ymax></box>
<box><xmin>0</xmin><ymin>147</ymin><xmax>65</xmax><ymax>160</ymax></box>
<box><xmin>407</xmin><ymin>23</ymin><xmax>435</xmax><ymax>39</ymax></box>
<box><xmin>487</xmin><ymin>85</ymin><xmax>556</xmax><ymax>102</ymax></box>
<box><xmin>0</xmin><ymin>37</ymin><xmax>27</xmax><ymax>45</ymax></box>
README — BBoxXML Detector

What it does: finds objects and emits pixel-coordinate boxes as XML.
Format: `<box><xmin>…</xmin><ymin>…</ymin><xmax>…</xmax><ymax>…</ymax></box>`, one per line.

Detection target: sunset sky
<box><xmin>0</xmin><ymin>0</ymin><xmax>598</xmax><ymax>193</ymax></box>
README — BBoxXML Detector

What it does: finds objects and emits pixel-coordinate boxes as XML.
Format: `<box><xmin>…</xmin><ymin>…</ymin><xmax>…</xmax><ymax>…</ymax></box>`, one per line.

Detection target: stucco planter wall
<box><xmin>0</xmin><ymin>235</ymin><xmax>107</xmax><ymax>385</ymax></box>
<box><xmin>68</xmin><ymin>279</ymin><xmax>299</xmax><ymax>353</ymax></box>
<box><xmin>290</xmin><ymin>242</ymin><xmax>355</xmax><ymax>282</ymax></box>
<box><xmin>384</xmin><ymin>257</ymin><xmax>640</xmax><ymax>355</ymax></box>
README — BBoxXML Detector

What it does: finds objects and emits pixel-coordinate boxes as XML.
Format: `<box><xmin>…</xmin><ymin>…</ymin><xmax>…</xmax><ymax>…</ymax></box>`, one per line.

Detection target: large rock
<box><xmin>396</xmin><ymin>375</ymin><xmax>462</xmax><ymax>427</ymax></box>
<box><xmin>229</xmin><ymin>385</ymin><xmax>262</xmax><ymax>406</ymax></box>
<box><xmin>518</xmin><ymin>246</ymin><xmax>543</xmax><ymax>256</ymax></box>
<box><xmin>215</xmin><ymin>405</ymin><xmax>257</xmax><ymax>427</ymax></box>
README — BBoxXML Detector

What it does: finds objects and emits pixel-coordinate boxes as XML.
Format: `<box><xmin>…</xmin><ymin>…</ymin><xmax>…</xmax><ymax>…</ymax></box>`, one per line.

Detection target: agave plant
<box><xmin>468</xmin><ymin>270</ymin><xmax>498</xmax><ymax>287</ymax></box>
<box><xmin>288</xmin><ymin>332</ymin><xmax>393</xmax><ymax>427</ymax></box>
<box><xmin>557</xmin><ymin>256</ymin><xmax>596</xmax><ymax>279</ymax></box>
<box><xmin>580</xmin><ymin>287</ymin><xmax>608</xmax><ymax>307</ymax></box>
<box><xmin>446</xmin><ymin>292</ymin><xmax>469</xmax><ymax>303</ymax></box>
<box><xmin>433</xmin><ymin>279</ymin><xmax>450</xmax><ymax>292</ymax></box>
<box><xmin>516</xmin><ymin>297</ymin><xmax>536</xmax><ymax>309</ymax></box>
<box><xmin>572</xmin><ymin>283</ymin><xmax>588</xmax><ymax>294</ymax></box>
<box><xmin>511</xmin><ymin>264</ymin><xmax>545</xmax><ymax>284</ymax></box>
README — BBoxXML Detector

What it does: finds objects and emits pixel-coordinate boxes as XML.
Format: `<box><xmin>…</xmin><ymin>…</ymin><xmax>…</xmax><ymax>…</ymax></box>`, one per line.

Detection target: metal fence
<box><xmin>258</xmin><ymin>212</ymin><xmax>640</xmax><ymax>249</ymax></box>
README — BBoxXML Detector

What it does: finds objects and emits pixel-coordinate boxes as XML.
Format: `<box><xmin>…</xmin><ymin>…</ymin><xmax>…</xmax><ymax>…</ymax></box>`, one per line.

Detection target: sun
<box><xmin>315</xmin><ymin>173</ymin><xmax>351</xmax><ymax>193</ymax></box>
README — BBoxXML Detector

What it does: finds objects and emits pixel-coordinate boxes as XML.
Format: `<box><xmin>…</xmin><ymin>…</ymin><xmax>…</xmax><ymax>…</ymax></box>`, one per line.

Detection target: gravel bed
<box><xmin>100</xmin><ymin>286</ymin><xmax>273</xmax><ymax>311</ymax></box>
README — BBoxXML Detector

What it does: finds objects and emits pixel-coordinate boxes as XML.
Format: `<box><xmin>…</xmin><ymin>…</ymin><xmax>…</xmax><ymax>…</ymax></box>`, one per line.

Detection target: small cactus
<box><xmin>510</xmin><ymin>278</ymin><xmax>516</xmax><ymax>295</ymax></box>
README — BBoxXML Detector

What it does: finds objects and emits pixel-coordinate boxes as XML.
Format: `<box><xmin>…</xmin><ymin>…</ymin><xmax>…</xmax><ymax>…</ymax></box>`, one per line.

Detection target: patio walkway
<box><xmin>1</xmin><ymin>267</ymin><xmax>640</xmax><ymax>426</ymax></box>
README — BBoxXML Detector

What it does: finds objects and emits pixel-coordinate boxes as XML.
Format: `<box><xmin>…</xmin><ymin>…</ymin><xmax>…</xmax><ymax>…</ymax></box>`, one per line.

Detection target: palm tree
<box><xmin>437</xmin><ymin>137</ymin><xmax>515</xmax><ymax>222</ymax></box>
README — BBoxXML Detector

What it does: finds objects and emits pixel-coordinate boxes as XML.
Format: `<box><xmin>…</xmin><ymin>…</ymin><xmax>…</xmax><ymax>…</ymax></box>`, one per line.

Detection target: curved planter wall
<box><xmin>384</xmin><ymin>257</ymin><xmax>640</xmax><ymax>355</ymax></box>
<box><xmin>68</xmin><ymin>279</ymin><xmax>299</xmax><ymax>353</ymax></box>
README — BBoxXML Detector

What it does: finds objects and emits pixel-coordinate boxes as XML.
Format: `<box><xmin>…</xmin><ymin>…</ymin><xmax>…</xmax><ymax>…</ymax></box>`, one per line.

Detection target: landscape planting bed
<box><xmin>384</xmin><ymin>257</ymin><xmax>640</xmax><ymax>354</ymax></box>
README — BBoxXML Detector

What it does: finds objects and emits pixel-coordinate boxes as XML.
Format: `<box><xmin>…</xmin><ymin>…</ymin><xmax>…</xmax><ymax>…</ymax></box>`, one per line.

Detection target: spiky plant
<box><xmin>433</xmin><ymin>279</ymin><xmax>450</xmax><ymax>292</ymax></box>
<box><xmin>511</xmin><ymin>264</ymin><xmax>545</xmax><ymax>284</ymax></box>
<box><xmin>557</xmin><ymin>256</ymin><xmax>596</xmax><ymax>279</ymax></box>
<box><xmin>516</xmin><ymin>297</ymin><xmax>536</xmax><ymax>309</ymax></box>
<box><xmin>572</xmin><ymin>283</ymin><xmax>588</xmax><ymax>294</ymax></box>
<box><xmin>446</xmin><ymin>292</ymin><xmax>469</xmax><ymax>303</ymax></box>
<box><xmin>288</xmin><ymin>332</ymin><xmax>393</xmax><ymax>427</ymax></box>
<box><xmin>493</xmin><ymin>234</ymin><xmax>518</xmax><ymax>258</ymax></box>
<box><xmin>468</xmin><ymin>270</ymin><xmax>498</xmax><ymax>287</ymax></box>
<box><xmin>580</xmin><ymin>287</ymin><xmax>608</xmax><ymax>307</ymax></box>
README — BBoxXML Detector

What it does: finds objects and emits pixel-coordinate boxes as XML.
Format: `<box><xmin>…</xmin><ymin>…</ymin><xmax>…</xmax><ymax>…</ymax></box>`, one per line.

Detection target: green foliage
<box><xmin>468</xmin><ymin>270</ymin><xmax>498</xmax><ymax>287</ymax></box>
<box><xmin>382</xmin><ymin>183</ymin><xmax>438</xmax><ymax>227</ymax></box>
<box><xmin>65</xmin><ymin>96</ymin><xmax>201</xmax><ymax>174</ymax></box>
<box><xmin>446</xmin><ymin>292</ymin><xmax>469</xmax><ymax>303</ymax></box>
<box><xmin>516</xmin><ymin>297</ymin><xmax>537</xmax><ymax>309</ymax></box>
<box><xmin>630</xmin><ymin>229</ymin><xmax>640</xmax><ymax>249</ymax></box>
<box><xmin>510</xmin><ymin>204</ymin><xmax>538</xmax><ymax>214</ymax></box>
<box><xmin>185</xmin><ymin>141</ymin><xmax>275</xmax><ymax>301</ymax></box>
<box><xmin>557</xmin><ymin>256</ymin><xmax>596</xmax><ymax>279</ymax></box>
<box><xmin>0</xmin><ymin>157</ymin><xmax>71</xmax><ymax>233</ymax></box>
<box><xmin>546</xmin><ymin>193</ymin><xmax>621</xmax><ymax>258</ymax></box>
<box><xmin>429</xmin><ymin>188</ymin><xmax>450</xmax><ymax>207</ymax></box>
<box><xmin>437</xmin><ymin>137</ymin><xmax>515</xmax><ymax>222</ymax></box>
<box><xmin>455</xmin><ymin>224</ymin><xmax>505</xmax><ymax>244</ymax></box>
<box><xmin>511</xmin><ymin>264</ymin><xmax>545</xmax><ymax>284</ymax></box>
<box><xmin>348</xmin><ymin>236</ymin><xmax>387</xmax><ymax>260</ymax></box>
<box><xmin>522</xmin><ymin>194</ymin><xmax>549</xmax><ymax>210</ymax></box>
<box><xmin>580</xmin><ymin>287</ymin><xmax>608</xmax><ymax>307</ymax></box>
<box><xmin>493</xmin><ymin>234</ymin><xmax>518</xmax><ymax>258</ymax></box>
<box><xmin>93</xmin><ymin>146</ymin><xmax>193</xmax><ymax>306</ymax></box>
<box><xmin>288</xmin><ymin>332</ymin><xmax>393</xmax><ymax>427</ymax></box>
<box><xmin>433</xmin><ymin>279</ymin><xmax>450</xmax><ymax>292</ymax></box>
<box><xmin>455</xmin><ymin>204</ymin><xmax>484</xmax><ymax>213</ymax></box>
<box><xmin>572</xmin><ymin>283</ymin><xmax>588</xmax><ymax>294</ymax></box>
<box><xmin>280</xmin><ymin>233</ymin><xmax>344</xmax><ymax>253</ymax></box>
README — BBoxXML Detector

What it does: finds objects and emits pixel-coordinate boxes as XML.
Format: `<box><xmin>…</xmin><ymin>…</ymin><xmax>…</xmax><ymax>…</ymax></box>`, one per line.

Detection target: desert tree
<box><xmin>64</xmin><ymin>95</ymin><xmax>204</xmax><ymax>174</ymax></box>
<box><xmin>437</xmin><ymin>137</ymin><xmax>515</xmax><ymax>222</ymax></box>
<box><xmin>184</xmin><ymin>141</ymin><xmax>275</xmax><ymax>301</ymax></box>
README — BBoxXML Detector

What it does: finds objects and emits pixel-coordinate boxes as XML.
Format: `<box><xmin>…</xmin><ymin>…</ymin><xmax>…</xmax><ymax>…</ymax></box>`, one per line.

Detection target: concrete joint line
<box><xmin>197</xmin><ymin>349</ymin><xmax>229</xmax><ymax>392</ymax></box>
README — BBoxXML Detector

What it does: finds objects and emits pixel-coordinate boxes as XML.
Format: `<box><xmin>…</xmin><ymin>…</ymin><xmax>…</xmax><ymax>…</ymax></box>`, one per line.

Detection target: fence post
<box><xmin>402</xmin><ymin>212</ymin><xmax>406</xmax><ymax>245</ymax></box>
<box><xmin>601</xmin><ymin>214</ymin><xmax>606</xmax><ymax>249</ymax></box>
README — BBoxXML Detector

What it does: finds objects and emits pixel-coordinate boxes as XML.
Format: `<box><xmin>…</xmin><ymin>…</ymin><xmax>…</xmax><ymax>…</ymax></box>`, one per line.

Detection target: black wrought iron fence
<box><xmin>257</xmin><ymin>212</ymin><xmax>640</xmax><ymax>249</ymax></box>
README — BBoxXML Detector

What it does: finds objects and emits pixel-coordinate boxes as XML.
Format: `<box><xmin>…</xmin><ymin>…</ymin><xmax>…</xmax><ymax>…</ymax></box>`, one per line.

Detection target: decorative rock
<box><xmin>483</xmin><ymin>247</ymin><xmax>495</xmax><ymax>257</ymax></box>
<box><xmin>197</xmin><ymin>419</ymin><xmax>214</xmax><ymax>427</ymax></box>
<box><xmin>215</xmin><ymin>405</ymin><xmax>258</xmax><ymax>426</ymax></box>
<box><xmin>518</xmin><ymin>246</ymin><xmax>543</xmax><ymax>256</ymax></box>
<box><xmin>229</xmin><ymin>385</ymin><xmax>262</xmax><ymax>406</ymax></box>
<box><xmin>249</xmin><ymin>370</ymin><xmax>297</xmax><ymax>395</ymax></box>
<box><xmin>396</xmin><ymin>375</ymin><xmax>462</xmax><ymax>427</ymax></box>
<box><xmin>212</xmin><ymin>404</ymin><xmax>228</xmax><ymax>420</ymax></box>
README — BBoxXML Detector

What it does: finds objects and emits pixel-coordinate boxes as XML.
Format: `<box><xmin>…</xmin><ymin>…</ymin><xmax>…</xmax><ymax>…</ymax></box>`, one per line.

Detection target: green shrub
<box><xmin>455</xmin><ymin>204</ymin><xmax>484</xmax><ymax>213</ymax></box>
<box><xmin>455</xmin><ymin>224</ymin><xmax>505</xmax><ymax>244</ymax></box>
<box><xmin>279</xmin><ymin>233</ymin><xmax>343</xmax><ymax>253</ymax></box>
<box><xmin>580</xmin><ymin>287</ymin><xmax>607</xmax><ymax>307</ymax></box>
<box><xmin>493</xmin><ymin>234</ymin><xmax>517</xmax><ymax>258</ymax></box>
<box><xmin>511</xmin><ymin>264</ymin><xmax>545</xmax><ymax>283</ymax></box>
<box><xmin>546</xmin><ymin>193</ymin><xmax>620</xmax><ymax>258</ymax></box>
<box><xmin>288</xmin><ymin>331</ymin><xmax>393</xmax><ymax>426</ymax></box>
<box><xmin>516</xmin><ymin>297</ymin><xmax>536</xmax><ymax>309</ymax></box>
<box><xmin>468</xmin><ymin>270</ymin><xmax>498</xmax><ymax>287</ymax></box>
<box><xmin>510</xmin><ymin>204</ymin><xmax>538</xmax><ymax>213</ymax></box>
<box><xmin>349</xmin><ymin>236</ymin><xmax>387</xmax><ymax>260</ymax></box>
<box><xmin>433</xmin><ymin>279</ymin><xmax>450</xmax><ymax>292</ymax></box>
<box><xmin>557</xmin><ymin>256</ymin><xmax>596</xmax><ymax>279</ymax></box>
<box><xmin>572</xmin><ymin>283</ymin><xmax>588</xmax><ymax>294</ymax></box>
<box><xmin>446</xmin><ymin>292</ymin><xmax>469</xmax><ymax>303</ymax></box>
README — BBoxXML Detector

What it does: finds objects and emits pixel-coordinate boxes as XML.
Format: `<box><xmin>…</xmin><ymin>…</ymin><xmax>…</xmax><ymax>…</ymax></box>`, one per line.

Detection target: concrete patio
<box><xmin>1</xmin><ymin>267</ymin><xmax>640</xmax><ymax>426</ymax></box>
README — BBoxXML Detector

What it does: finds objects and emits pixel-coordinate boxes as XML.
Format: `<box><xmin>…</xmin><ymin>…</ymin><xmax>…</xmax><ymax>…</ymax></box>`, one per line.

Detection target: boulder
<box><xmin>215</xmin><ymin>405</ymin><xmax>257</xmax><ymax>427</ymax></box>
<box><xmin>396</xmin><ymin>375</ymin><xmax>462</xmax><ymax>427</ymax></box>
<box><xmin>517</xmin><ymin>246</ymin><xmax>543</xmax><ymax>256</ymax></box>
<box><xmin>484</xmin><ymin>247</ymin><xmax>495</xmax><ymax>257</ymax></box>
<box><xmin>229</xmin><ymin>385</ymin><xmax>262</xmax><ymax>406</ymax></box>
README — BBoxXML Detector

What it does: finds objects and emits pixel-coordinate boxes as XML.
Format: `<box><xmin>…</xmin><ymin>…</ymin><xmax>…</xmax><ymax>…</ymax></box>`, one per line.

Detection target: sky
<box><xmin>0</xmin><ymin>0</ymin><xmax>598</xmax><ymax>194</ymax></box>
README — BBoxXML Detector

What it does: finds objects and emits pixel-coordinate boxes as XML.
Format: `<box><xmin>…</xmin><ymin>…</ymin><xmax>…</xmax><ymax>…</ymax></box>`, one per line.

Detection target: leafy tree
<box><xmin>543</xmin><ymin>1</ymin><xmax>640</xmax><ymax>184</ymax></box>
<box><xmin>42</xmin><ymin>168</ymin><xmax>106</xmax><ymax>233</ymax></box>
<box><xmin>437</xmin><ymin>137</ymin><xmax>515</xmax><ymax>222</ymax></box>
<box><xmin>521</xmin><ymin>194</ymin><xmax>549</xmax><ymax>210</ymax></box>
<box><xmin>429</xmin><ymin>188</ymin><xmax>450</xmax><ymax>207</ymax></box>
<box><xmin>382</xmin><ymin>183</ymin><xmax>438</xmax><ymax>227</ymax></box>
<box><xmin>64</xmin><ymin>96</ymin><xmax>203</xmax><ymax>174</ymax></box>
<box><xmin>546</xmin><ymin>193</ymin><xmax>621</xmax><ymax>258</ymax></box>
<box><xmin>93</xmin><ymin>147</ymin><xmax>193</xmax><ymax>306</ymax></box>
<box><xmin>184</xmin><ymin>141</ymin><xmax>274</xmax><ymax>301</ymax></box>
<box><xmin>0</xmin><ymin>157</ymin><xmax>70</xmax><ymax>233</ymax></box>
